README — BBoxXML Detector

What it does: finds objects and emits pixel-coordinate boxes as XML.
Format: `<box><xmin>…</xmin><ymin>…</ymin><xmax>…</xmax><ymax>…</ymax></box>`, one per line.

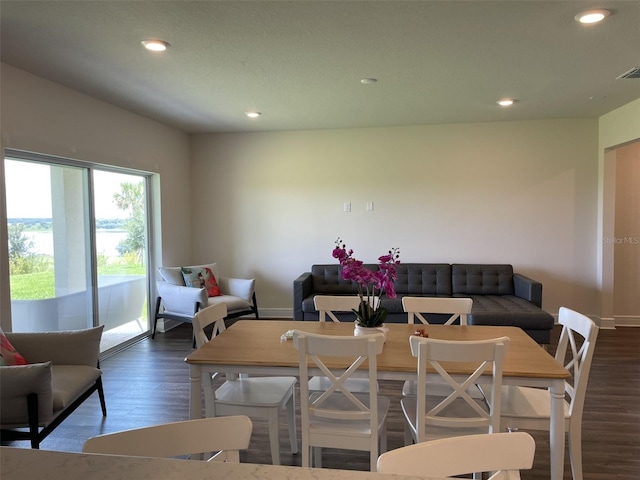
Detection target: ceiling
<box><xmin>1</xmin><ymin>0</ymin><xmax>639</xmax><ymax>134</ymax></box>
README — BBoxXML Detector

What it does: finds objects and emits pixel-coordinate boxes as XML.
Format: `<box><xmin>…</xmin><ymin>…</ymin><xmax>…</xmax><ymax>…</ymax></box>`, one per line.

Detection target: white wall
<box><xmin>191</xmin><ymin>119</ymin><xmax>600</xmax><ymax>318</ymax></box>
<box><xmin>0</xmin><ymin>63</ymin><xmax>192</xmax><ymax>328</ymax></box>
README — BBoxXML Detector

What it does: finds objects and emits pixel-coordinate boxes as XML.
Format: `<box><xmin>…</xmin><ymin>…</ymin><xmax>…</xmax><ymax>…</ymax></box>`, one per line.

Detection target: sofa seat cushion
<box><xmin>465</xmin><ymin>295</ymin><xmax>554</xmax><ymax>330</ymax></box>
<box><xmin>206</xmin><ymin>295</ymin><xmax>252</xmax><ymax>315</ymax></box>
<box><xmin>51</xmin><ymin>365</ymin><xmax>102</xmax><ymax>412</ymax></box>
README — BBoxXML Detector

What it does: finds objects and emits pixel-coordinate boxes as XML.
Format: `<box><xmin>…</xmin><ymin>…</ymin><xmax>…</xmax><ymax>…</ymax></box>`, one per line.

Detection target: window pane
<box><xmin>93</xmin><ymin>171</ymin><xmax>149</xmax><ymax>350</ymax></box>
<box><xmin>6</xmin><ymin>159</ymin><xmax>92</xmax><ymax>332</ymax></box>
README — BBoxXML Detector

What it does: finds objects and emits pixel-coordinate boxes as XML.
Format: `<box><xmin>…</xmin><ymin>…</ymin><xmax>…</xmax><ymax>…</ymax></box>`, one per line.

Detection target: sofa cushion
<box><xmin>51</xmin><ymin>365</ymin><xmax>102</xmax><ymax>412</ymax></box>
<box><xmin>311</xmin><ymin>264</ymin><xmax>361</xmax><ymax>294</ymax></box>
<box><xmin>206</xmin><ymin>295</ymin><xmax>252</xmax><ymax>314</ymax></box>
<box><xmin>393</xmin><ymin>264</ymin><xmax>452</xmax><ymax>296</ymax></box>
<box><xmin>452</xmin><ymin>264</ymin><xmax>515</xmax><ymax>296</ymax></box>
<box><xmin>465</xmin><ymin>295</ymin><xmax>554</xmax><ymax>330</ymax></box>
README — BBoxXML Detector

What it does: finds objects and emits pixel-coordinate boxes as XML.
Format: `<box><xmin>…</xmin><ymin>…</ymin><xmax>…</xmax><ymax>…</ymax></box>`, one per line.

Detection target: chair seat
<box><xmin>401</xmin><ymin>380</ymin><xmax>485</xmax><ymax>398</ymax></box>
<box><xmin>215</xmin><ymin>377</ymin><xmax>296</xmax><ymax>408</ymax></box>
<box><xmin>309</xmin><ymin>376</ymin><xmax>377</xmax><ymax>394</ymax></box>
<box><xmin>206</xmin><ymin>295</ymin><xmax>252</xmax><ymax>314</ymax></box>
<box><xmin>308</xmin><ymin>392</ymin><xmax>390</xmax><ymax>435</ymax></box>
<box><xmin>501</xmin><ymin>385</ymin><xmax>571</xmax><ymax>420</ymax></box>
<box><xmin>401</xmin><ymin>395</ymin><xmax>493</xmax><ymax>439</ymax></box>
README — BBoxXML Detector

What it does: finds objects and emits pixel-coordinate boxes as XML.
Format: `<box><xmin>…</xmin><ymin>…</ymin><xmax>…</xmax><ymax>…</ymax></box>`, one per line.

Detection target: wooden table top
<box><xmin>185</xmin><ymin>320</ymin><xmax>569</xmax><ymax>380</ymax></box>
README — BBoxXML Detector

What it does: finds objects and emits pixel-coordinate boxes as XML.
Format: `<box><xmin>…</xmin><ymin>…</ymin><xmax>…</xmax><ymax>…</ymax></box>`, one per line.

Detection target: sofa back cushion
<box><xmin>452</xmin><ymin>264</ymin><xmax>515</xmax><ymax>295</ymax></box>
<box><xmin>311</xmin><ymin>264</ymin><xmax>362</xmax><ymax>294</ymax></box>
<box><xmin>393</xmin><ymin>264</ymin><xmax>452</xmax><ymax>295</ymax></box>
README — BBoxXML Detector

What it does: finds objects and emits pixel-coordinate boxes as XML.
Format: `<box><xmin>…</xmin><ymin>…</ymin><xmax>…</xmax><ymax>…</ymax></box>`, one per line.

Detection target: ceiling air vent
<box><xmin>616</xmin><ymin>67</ymin><xmax>640</xmax><ymax>79</ymax></box>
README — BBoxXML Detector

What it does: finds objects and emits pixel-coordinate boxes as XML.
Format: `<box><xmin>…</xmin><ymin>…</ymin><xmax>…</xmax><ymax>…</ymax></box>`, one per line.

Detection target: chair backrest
<box><xmin>556</xmin><ymin>307</ymin><xmax>599</xmax><ymax>421</ymax></box>
<box><xmin>377</xmin><ymin>431</ymin><xmax>535</xmax><ymax>479</ymax></box>
<box><xmin>192</xmin><ymin>303</ymin><xmax>228</xmax><ymax>348</ymax></box>
<box><xmin>314</xmin><ymin>295</ymin><xmax>379</xmax><ymax>322</ymax></box>
<box><xmin>402</xmin><ymin>297</ymin><xmax>473</xmax><ymax>325</ymax></box>
<box><xmin>293</xmin><ymin>330</ymin><xmax>384</xmax><ymax>432</ymax></box>
<box><xmin>410</xmin><ymin>335</ymin><xmax>510</xmax><ymax>441</ymax></box>
<box><xmin>82</xmin><ymin>415</ymin><xmax>252</xmax><ymax>462</ymax></box>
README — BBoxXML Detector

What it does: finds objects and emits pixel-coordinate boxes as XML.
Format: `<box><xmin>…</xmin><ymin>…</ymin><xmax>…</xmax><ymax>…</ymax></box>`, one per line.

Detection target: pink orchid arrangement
<box><xmin>332</xmin><ymin>238</ymin><xmax>401</xmax><ymax>327</ymax></box>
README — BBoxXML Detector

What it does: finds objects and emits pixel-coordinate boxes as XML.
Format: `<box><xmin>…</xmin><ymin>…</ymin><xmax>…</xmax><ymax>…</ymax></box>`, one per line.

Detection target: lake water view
<box><xmin>25</xmin><ymin>231</ymin><xmax>128</xmax><ymax>257</ymax></box>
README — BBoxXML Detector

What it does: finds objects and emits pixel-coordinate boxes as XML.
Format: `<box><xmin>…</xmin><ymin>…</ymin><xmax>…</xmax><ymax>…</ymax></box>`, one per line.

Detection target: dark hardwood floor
<box><xmin>3</xmin><ymin>322</ymin><xmax>639</xmax><ymax>479</ymax></box>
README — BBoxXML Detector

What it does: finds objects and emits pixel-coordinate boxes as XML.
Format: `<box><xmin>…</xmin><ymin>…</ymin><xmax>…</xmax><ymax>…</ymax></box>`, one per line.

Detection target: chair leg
<box><xmin>302</xmin><ymin>438</ymin><xmax>310</xmax><ymax>467</ymax></box>
<box><xmin>152</xmin><ymin>297</ymin><xmax>162</xmax><ymax>339</ymax></box>
<box><xmin>267</xmin><ymin>409</ymin><xmax>281</xmax><ymax>465</ymax></box>
<box><xmin>252</xmin><ymin>292</ymin><xmax>260</xmax><ymax>319</ymax></box>
<box><xmin>403</xmin><ymin>419</ymin><xmax>413</xmax><ymax>446</ymax></box>
<box><xmin>97</xmin><ymin>377</ymin><xmax>107</xmax><ymax>416</ymax></box>
<box><xmin>286</xmin><ymin>393</ymin><xmax>298</xmax><ymax>454</ymax></box>
<box><xmin>26</xmin><ymin>393</ymin><xmax>40</xmax><ymax>449</ymax></box>
<box><xmin>569</xmin><ymin>425</ymin><xmax>583</xmax><ymax>480</ymax></box>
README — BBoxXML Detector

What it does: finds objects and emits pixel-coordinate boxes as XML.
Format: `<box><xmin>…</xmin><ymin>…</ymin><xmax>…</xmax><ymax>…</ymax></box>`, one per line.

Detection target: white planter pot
<box><xmin>353</xmin><ymin>323</ymin><xmax>388</xmax><ymax>342</ymax></box>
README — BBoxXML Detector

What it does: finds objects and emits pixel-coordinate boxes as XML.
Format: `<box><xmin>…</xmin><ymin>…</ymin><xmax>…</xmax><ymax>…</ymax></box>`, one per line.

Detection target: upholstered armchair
<box><xmin>153</xmin><ymin>262</ymin><xmax>259</xmax><ymax>338</ymax></box>
<box><xmin>0</xmin><ymin>326</ymin><xmax>106</xmax><ymax>448</ymax></box>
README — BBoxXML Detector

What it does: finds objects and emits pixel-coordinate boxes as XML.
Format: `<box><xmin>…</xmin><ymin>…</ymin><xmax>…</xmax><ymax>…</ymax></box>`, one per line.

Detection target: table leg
<box><xmin>549</xmin><ymin>378</ymin><xmax>565</xmax><ymax>480</ymax></box>
<box><xmin>189</xmin><ymin>363</ymin><xmax>202</xmax><ymax>419</ymax></box>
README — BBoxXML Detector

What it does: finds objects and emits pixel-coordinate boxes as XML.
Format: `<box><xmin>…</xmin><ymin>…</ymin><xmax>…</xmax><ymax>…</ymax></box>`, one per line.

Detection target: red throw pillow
<box><xmin>181</xmin><ymin>266</ymin><xmax>221</xmax><ymax>297</ymax></box>
<box><xmin>201</xmin><ymin>267</ymin><xmax>222</xmax><ymax>297</ymax></box>
<box><xmin>0</xmin><ymin>328</ymin><xmax>28</xmax><ymax>366</ymax></box>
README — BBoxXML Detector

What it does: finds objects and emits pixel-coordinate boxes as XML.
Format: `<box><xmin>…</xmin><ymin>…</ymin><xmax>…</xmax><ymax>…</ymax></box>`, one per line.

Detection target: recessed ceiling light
<box><xmin>575</xmin><ymin>9</ymin><xmax>610</xmax><ymax>24</ymax></box>
<box><xmin>360</xmin><ymin>78</ymin><xmax>378</xmax><ymax>85</ymax></box>
<box><xmin>497</xmin><ymin>98</ymin><xmax>517</xmax><ymax>107</ymax></box>
<box><xmin>245</xmin><ymin>112</ymin><xmax>261</xmax><ymax>118</ymax></box>
<box><xmin>141</xmin><ymin>39</ymin><xmax>170</xmax><ymax>52</ymax></box>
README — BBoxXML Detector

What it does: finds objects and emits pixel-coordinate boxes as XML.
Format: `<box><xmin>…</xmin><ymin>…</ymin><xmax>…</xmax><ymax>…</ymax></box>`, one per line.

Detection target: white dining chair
<box><xmin>192</xmin><ymin>304</ymin><xmax>298</xmax><ymax>465</ymax></box>
<box><xmin>377</xmin><ymin>431</ymin><xmax>536</xmax><ymax>479</ymax></box>
<box><xmin>402</xmin><ymin>296</ymin><xmax>473</xmax><ymax>325</ymax></box>
<box><xmin>310</xmin><ymin>295</ymin><xmax>379</xmax><ymax>394</ymax></box>
<box><xmin>499</xmin><ymin>307</ymin><xmax>599</xmax><ymax>480</ymax></box>
<box><xmin>401</xmin><ymin>335</ymin><xmax>510</xmax><ymax>445</ymax></box>
<box><xmin>82</xmin><ymin>415</ymin><xmax>252</xmax><ymax>462</ymax></box>
<box><xmin>293</xmin><ymin>330</ymin><xmax>390</xmax><ymax>472</ymax></box>
<box><xmin>401</xmin><ymin>297</ymin><xmax>476</xmax><ymax>397</ymax></box>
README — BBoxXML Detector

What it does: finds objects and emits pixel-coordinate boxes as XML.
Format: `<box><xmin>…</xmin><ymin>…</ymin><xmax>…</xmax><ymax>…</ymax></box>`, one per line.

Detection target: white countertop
<box><xmin>0</xmin><ymin>446</ymin><xmax>444</xmax><ymax>480</ymax></box>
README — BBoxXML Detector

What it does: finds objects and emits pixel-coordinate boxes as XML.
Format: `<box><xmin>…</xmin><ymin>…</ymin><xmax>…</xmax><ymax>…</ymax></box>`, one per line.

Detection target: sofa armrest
<box><xmin>219</xmin><ymin>277</ymin><xmax>255</xmax><ymax>303</ymax></box>
<box><xmin>0</xmin><ymin>362</ymin><xmax>54</xmax><ymax>426</ymax></box>
<box><xmin>5</xmin><ymin>326</ymin><xmax>103</xmax><ymax>367</ymax></box>
<box><xmin>293</xmin><ymin>272</ymin><xmax>313</xmax><ymax>320</ymax></box>
<box><xmin>513</xmin><ymin>273</ymin><xmax>543</xmax><ymax>308</ymax></box>
<box><xmin>157</xmin><ymin>280</ymin><xmax>208</xmax><ymax>317</ymax></box>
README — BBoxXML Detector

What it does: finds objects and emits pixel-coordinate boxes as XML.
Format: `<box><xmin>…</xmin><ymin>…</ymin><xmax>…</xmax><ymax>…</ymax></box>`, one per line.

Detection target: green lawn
<box><xmin>10</xmin><ymin>264</ymin><xmax>146</xmax><ymax>300</ymax></box>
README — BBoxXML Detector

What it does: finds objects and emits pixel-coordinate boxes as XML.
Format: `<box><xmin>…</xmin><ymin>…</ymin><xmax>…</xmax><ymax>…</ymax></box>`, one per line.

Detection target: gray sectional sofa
<box><xmin>293</xmin><ymin>263</ymin><xmax>554</xmax><ymax>344</ymax></box>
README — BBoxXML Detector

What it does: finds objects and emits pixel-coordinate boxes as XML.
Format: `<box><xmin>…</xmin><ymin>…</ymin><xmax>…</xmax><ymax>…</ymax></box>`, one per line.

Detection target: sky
<box><xmin>4</xmin><ymin>159</ymin><xmax>142</xmax><ymax>219</ymax></box>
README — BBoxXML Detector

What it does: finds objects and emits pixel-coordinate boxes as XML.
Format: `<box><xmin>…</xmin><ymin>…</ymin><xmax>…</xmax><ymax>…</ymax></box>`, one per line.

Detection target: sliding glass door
<box><xmin>4</xmin><ymin>153</ymin><xmax>151</xmax><ymax>353</ymax></box>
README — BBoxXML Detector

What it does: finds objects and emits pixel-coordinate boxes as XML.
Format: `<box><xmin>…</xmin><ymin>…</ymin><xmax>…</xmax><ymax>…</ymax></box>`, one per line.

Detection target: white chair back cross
<box><xmin>314</xmin><ymin>295</ymin><xmax>379</xmax><ymax>322</ymax></box>
<box><xmin>402</xmin><ymin>296</ymin><xmax>472</xmax><ymax>325</ymax></box>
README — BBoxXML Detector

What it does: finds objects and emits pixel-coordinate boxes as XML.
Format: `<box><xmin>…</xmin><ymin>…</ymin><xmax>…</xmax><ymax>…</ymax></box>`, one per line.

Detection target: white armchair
<box><xmin>153</xmin><ymin>263</ymin><xmax>259</xmax><ymax>339</ymax></box>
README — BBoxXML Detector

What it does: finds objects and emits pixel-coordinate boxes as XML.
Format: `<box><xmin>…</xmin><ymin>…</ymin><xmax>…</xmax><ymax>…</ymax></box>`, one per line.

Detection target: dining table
<box><xmin>185</xmin><ymin>320</ymin><xmax>570</xmax><ymax>480</ymax></box>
